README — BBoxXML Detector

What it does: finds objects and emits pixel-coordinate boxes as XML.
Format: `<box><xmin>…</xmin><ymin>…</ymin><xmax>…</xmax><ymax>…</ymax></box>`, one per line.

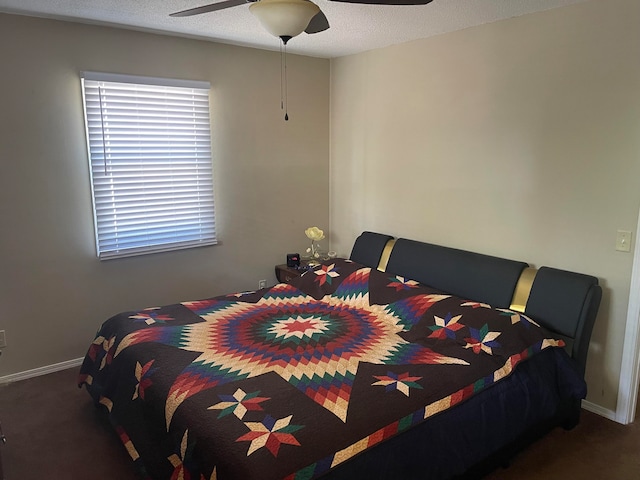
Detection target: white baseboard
<box><xmin>0</xmin><ymin>357</ymin><xmax>84</xmax><ymax>385</ymax></box>
<box><xmin>582</xmin><ymin>399</ymin><xmax>618</xmax><ymax>422</ymax></box>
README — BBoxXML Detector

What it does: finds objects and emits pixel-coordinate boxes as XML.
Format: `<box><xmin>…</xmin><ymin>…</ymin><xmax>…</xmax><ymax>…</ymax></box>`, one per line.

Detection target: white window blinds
<box><xmin>81</xmin><ymin>72</ymin><xmax>216</xmax><ymax>260</ymax></box>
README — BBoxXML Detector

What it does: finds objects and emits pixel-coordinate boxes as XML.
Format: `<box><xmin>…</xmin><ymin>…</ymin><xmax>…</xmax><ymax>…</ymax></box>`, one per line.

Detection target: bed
<box><xmin>78</xmin><ymin>231</ymin><xmax>602</xmax><ymax>479</ymax></box>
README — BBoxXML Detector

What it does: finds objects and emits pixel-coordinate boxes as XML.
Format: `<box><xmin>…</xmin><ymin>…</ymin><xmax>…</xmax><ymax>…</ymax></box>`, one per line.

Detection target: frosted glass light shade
<box><xmin>250</xmin><ymin>0</ymin><xmax>320</xmax><ymax>39</ymax></box>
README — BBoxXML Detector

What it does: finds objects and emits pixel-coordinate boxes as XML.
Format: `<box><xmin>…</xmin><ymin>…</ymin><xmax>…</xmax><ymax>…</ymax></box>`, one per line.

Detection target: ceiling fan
<box><xmin>171</xmin><ymin>0</ymin><xmax>434</xmax><ymax>43</ymax></box>
<box><xmin>171</xmin><ymin>0</ymin><xmax>433</xmax><ymax>121</ymax></box>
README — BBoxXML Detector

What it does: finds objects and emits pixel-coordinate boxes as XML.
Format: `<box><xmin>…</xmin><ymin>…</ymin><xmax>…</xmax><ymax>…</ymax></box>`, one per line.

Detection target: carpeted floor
<box><xmin>0</xmin><ymin>367</ymin><xmax>638</xmax><ymax>479</ymax></box>
<box><xmin>0</xmin><ymin>367</ymin><xmax>138</xmax><ymax>480</ymax></box>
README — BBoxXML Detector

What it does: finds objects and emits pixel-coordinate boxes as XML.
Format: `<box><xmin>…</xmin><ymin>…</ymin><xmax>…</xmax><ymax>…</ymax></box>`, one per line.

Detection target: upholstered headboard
<box><xmin>350</xmin><ymin>231</ymin><xmax>602</xmax><ymax>376</ymax></box>
<box><xmin>386</xmin><ymin>238</ymin><xmax>528</xmax><ymax>308</ymax></box>
<box><xmin>349</xmin><ymin>231</ymin><xmax>394</xmax><ymax>270</ymax></box>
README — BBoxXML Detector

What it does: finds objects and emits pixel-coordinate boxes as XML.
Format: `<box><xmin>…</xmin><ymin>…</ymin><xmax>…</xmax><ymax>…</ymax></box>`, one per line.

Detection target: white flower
<box><xmin>305</xmin><ymin>227</ymin><xmax>325</xmax><ymax>241</ymax></box>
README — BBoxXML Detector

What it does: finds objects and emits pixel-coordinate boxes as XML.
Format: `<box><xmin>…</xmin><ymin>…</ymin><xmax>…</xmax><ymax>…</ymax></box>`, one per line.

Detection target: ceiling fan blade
<box><xmin>170</xmin><ymin>0</ymin><xmax>249</xmax><ymax>17</ymax></box>
<box><xmin>329</xmin><ymin>0</ymin><xmax>432</xmax><ymax>4</ymax></box>
<box><xmin>305</xmin><ymin>10</ymin><xmax>330</xmax><ymax>34</ymax></box>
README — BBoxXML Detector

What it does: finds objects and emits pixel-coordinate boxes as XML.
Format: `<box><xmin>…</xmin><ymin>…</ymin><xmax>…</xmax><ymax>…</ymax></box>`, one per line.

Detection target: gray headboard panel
<box><xmin>385</xmin><ymin>238</ymin><xmax>528</xmax><ymax>309</ymax></box>
<box><xmin>525</xmin><ymin>267</ymin><xmax>602</xmax><ymax>376</ymax></box>
<box><xmin>349</xmin><ymin>231</ymin><xmax>393</xmax><ymax>268</ymax></box>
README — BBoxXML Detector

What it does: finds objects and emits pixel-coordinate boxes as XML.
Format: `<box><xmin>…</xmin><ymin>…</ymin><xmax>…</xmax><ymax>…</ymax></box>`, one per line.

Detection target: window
<box><xmin>81</xmin><ymin>72</ymin><xmax>216</xmax><ymax>260</ymax></box>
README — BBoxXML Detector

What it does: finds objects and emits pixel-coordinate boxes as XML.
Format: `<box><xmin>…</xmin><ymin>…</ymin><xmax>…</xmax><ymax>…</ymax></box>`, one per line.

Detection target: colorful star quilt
<box><xmin>79</xmin><ymin>258</ymin><xmax>565</xmax><ymax>480</ymax></box>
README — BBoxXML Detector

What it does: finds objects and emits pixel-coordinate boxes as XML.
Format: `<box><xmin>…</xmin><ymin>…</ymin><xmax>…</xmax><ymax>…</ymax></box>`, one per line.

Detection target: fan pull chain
<box><xmin>280</xmin><ymin>41</ymin><xmax>284</xmax><ymax>112</ymax></box>
<box><xmin>280</xmin><ymin>37</ymin><xmax>289</xmax><ymax>121</ymax></box>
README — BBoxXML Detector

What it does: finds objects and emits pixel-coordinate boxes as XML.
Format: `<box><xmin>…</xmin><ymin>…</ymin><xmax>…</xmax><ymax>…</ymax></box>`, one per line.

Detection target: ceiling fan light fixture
<box><xmin>249</xmin><ymin>0</ymin><xmax>320</xmax><ymax>42</ymax></box>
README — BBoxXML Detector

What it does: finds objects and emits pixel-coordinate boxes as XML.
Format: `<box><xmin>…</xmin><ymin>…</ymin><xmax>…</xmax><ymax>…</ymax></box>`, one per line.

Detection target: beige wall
<box><xmin>330</xmin><ymin>0</ymin><xmax>640</xmax><ymax>412</ymax></box>
<box><xmin>0</xmin><ymin>14</ymin><xmax>330</xmax><ymax>376</ymax></box>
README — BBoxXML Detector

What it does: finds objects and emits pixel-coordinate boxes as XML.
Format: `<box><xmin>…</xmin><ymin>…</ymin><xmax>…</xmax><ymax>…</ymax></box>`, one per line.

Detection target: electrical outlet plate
<box><xmin>0</xmin><ymin>330</ymin><xmax>6</xmax><ymax>349</ymax></box>
<box><xmin>258</xmin><ymin>279</ymin><xmax>267</xmax><ymax>289</ymax></box>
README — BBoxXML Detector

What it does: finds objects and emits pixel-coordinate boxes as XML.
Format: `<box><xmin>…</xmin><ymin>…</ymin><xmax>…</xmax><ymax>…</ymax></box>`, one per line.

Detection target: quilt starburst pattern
<box><xmin>79</xmin><ymin>258</ymin><xmax>566</xmax><ymax>480</ymax></box>
<box><xmin>115</xmin><ymin>268</ymin><xmax>466</xmax><ymax>425</ymax></box>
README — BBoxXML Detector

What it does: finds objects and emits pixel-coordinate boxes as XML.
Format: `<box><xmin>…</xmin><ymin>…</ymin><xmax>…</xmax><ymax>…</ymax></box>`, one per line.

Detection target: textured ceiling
<box><xmin>0</xmin><ymin>0</ymin><xmax>589</xmax><ymax>58</ymax></box>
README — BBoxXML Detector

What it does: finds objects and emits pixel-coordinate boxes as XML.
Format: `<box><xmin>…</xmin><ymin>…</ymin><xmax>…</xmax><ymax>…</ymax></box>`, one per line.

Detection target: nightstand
<box><xmin>275</xmin><ymin>264</ymin><xmax>309</xmax><ymax>283</ymax></box>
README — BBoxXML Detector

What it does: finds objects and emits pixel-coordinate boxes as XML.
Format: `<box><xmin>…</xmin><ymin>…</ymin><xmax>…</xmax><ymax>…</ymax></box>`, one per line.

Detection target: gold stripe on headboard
<box><xmin>377</xmin><ymin>239</ymin><xmax>397</xmax><ymax>272</ymax></box>
<box><xmin>510</xmin><ymin>267</ymin><xmax>538</xmax><ymax>313</ymax></box>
